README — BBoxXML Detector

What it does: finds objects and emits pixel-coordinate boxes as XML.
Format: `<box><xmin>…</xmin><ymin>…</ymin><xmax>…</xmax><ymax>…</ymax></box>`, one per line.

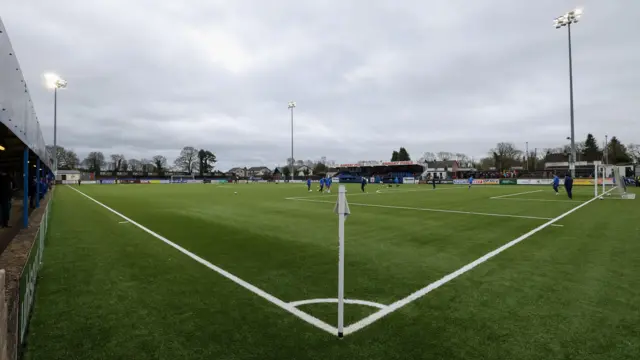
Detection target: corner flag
<box><xmin>333</xmin><ymin>192</ymin><xmax>350</xmax><ymax>218</ymax></box>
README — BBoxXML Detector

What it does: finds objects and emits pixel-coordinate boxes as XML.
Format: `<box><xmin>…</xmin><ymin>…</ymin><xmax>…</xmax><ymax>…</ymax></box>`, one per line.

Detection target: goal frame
<box><xmin>170</xmin><ymin>174</ymin><xmax>195</xmax><ymax>183</ymax></box>
<box><xmin>595</xmin><ymin>164</ymin><xmax>635</xmax><ymax>199</ymax></box>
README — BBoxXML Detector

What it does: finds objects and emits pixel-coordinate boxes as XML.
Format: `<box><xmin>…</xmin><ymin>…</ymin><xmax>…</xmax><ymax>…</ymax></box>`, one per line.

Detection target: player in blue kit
<box><xmin>306</xmin><ymin>178</ymin><xmax>312</xmax><ymax>192</ymax></box>
<box><xmin>564</xmin><ymin>173</ymin><xmax>573</xmax><ymax>199</ymax></box>
<box><xmin>361</xmin><ymin>176</ymin><xmax>367</xmax><ymax>192</ymax></box>
<box><xmin>394</xmin><ymin>177</ymin><xmax>399</xmax><ymax>187</ymax></box>
<box><xmin>468</xmin><ymin>175</ymin><xmax>474</xmax><ymax>189</ymax></box>
<box><xmin>319</xmin><ymin>177</ymin><xmax>325</xmax><ymax>192</ymax></box>
<box><xmin>325</xmin><ymin>177</ymin><xmax>332</xmax><ymax>193</ymax></box>
<box><xmin>552</xmin><ymin>174</ymin><xmax>560</xmax><ymax>195</ymax></box>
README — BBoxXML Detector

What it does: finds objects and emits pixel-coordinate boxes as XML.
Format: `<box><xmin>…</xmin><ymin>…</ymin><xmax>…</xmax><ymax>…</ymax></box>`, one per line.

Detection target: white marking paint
<box><xmin>119</xmin><ymin>221</ymin><xmax>130</xmax><ymax>224</ymax></box>
<box><xmin>67</xmin><ymin>186</ymin><xmax>338</xmax><ymax>336</ymax></box>
<box><xmin>342</xmin><ymin>187</ymin><xmax>614</xmax><ymax>336</ymax></box>
<box><xmin>490</xmin><ymin>190</ymin><xmax>543</xmax><ymax>199</ymax></box>
<box><xmin>289</xmin><ymin>298</ymin><xmax>388</xmax><ymax>309</ymax></box>
<box><xmin>289</xmin><ymin>186</ymin><xmax>470</xmax><ymax>200</ymax></box>
<box><xmin>491</xmin><ymin>198</ymin><xmax>584</xmax><ymax>204</ymax></box>
<box><xmin>286</xmin><ymin>197</ymin><xmax>563</xmax><ymax>224</ymax></box>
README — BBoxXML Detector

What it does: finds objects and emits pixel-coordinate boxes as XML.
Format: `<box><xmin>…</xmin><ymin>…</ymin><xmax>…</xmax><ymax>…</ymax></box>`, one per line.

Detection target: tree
<box><xmin>437</xmin><ymin>152</ymin><xmax>453</xmax><ymax>161</ymax></box>
<box><xmin>282</xmin><ymin>166</ymin><xmax>291</xmax><ymax>178</ymax></box>
<box><xmin>582</xmin><ymin>133</ymin><xmax>601</xmax><ymax>160</ymax></box>
<box><xmin>477</xmin><ymin>157</ymin><xmax>492</xmax><ymax>171</ymax></box>
<box><xmin>197</xmin><ymin>149</ymin><xmax>217</xmax><ymax>176</ymax></box>
<box><xmin>120</xmin><ymin>159</ymin><xmax>129</xmax><ymax>172</ymax></box>
<box><xmin>174</xmin><ymin>146</ymin><xmax>198</xmax><ymax>174</ymax></box>
<box><xmin>152</xmin><ymin>155</ymin><xmax>167</xmax><ymax>173</ymax></box>
<box><xmin>418</xmin><ymin>152</ymin><xmax>436</xmax><ymax>163</ymax></box>
<box><xmin>455</xmin><ymin>153</ymin><xmax>470</xmax><ymax>164</ymax></box>
<box><xmin>391</xmin><ymin>151</ymin><xmax>399</xmax><ymax>161</ymax></box>
<box><xmin>606</xmin><ymin>137</ymin><xmax>631</xmax><ymax>164</ymax></box>
<box><xmin>61</xmin><ymin>149</ymin><xmax>79</xmax><ymax>169</ymax></box>
<box><xmin>110</xmin><ymin>154</ymin><xmax>126</xmax><ymax>172</ymax></box>
<box><xmin>45</xmin><ymin>145</ymin><xmax>79</xmax><ymax>169</ymax></box>
<box><xmin>128</xmin><ymin>159</ymin><xmax>142</xmax><ymax>172</ymax></box>
<box><xmin>313</xmin><ymin>162</ymin><xmax>328</xmax><ymax>175</ymax></box>
<box><xmin>627</xmin><ymin>144</ymin><xmax>640</xmax><ymax>164</ymax></box>
<box><xmin>490</xmin><ymin>142</ymin><xmax>521</xmax><ymax>171</ymax></box>
<box><xmin>83</xmin><ymin>152</ymin><xmax>105</xmax><ymax>174</ymax></box>
<box><xmin>304</xmin><ymin>160</ymin><xmax>315</xmax><ymax>169</ymax></box>
<box><xmin>397</xmin><ymin>147</ymin><xmax>411</xmax><ymax>161</ymax></box>
<box><xmin>302</xmin><ymin>167</ymin><xmax>311</xmax><ymax>177</ymax></box>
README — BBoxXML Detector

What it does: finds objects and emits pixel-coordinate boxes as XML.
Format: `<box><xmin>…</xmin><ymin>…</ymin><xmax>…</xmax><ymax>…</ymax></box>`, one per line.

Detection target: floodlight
<box><xmin>44</xmin><ymin>73</ymin><xmax>67</xmax><ymax>89</ymax></box>
<box><xmin>288</xmin><ymin>101</ymin><xmax>296</xmax><ymax>109</ymax></box>
<box><xmin>554</xmin><ymin>8</ymin><xmax>583</xmax><ymax>28</ymax></box>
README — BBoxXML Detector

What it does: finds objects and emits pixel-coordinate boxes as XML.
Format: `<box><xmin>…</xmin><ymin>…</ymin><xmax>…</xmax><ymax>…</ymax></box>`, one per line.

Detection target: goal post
<box><xmin>595</xmin><ymin>164</ymin><xmax>635</xmax><ymax>199</ymax></box>
<box><xmin>170</xmin><ymin>174</ymin><xmax>195</xmax><ymax>183</ymax></box>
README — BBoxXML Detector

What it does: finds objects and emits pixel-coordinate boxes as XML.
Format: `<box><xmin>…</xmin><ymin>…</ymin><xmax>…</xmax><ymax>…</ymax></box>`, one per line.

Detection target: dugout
<box><xmin>337</xmin><ymin>161</ymin><xmax>423</xmax><ymax>183</ymax></box>
<box><xmin>0</xmin><ymin>20</ymin><xmax>53</xmax><ymax>229</ymax></box>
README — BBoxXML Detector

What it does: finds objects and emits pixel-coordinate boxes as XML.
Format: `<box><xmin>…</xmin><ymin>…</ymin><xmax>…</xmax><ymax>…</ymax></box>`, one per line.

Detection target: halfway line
<box><xmin>342</xmin><ymin>188</ymin><xmax>614</xmax><ymax>336</ymax></box>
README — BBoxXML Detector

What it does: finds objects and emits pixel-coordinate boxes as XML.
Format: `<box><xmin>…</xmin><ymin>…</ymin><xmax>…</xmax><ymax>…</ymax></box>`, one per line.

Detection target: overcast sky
<box><xmin>3</xmin><ymin>0</ymin><xmax>639</xmax><ymax>170</ymax></box>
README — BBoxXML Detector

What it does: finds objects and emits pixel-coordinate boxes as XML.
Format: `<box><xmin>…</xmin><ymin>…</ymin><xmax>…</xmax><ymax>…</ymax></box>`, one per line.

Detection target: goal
<box><xmin>170</xmin><ymin>174</ymin><xmax>195</xmax><ymax>183</ymax></box>
<box><xmin>595</xmin><ymin>164</ymin><xmax>635</xmax><ymax>199</ymax></box>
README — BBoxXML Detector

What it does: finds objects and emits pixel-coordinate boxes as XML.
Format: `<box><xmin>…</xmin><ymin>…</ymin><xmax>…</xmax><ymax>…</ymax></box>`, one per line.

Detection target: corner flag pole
<box><xmin>336</xmin><ymin>185</ymin><xmax>346</xmax><ymax>338</ymax></box>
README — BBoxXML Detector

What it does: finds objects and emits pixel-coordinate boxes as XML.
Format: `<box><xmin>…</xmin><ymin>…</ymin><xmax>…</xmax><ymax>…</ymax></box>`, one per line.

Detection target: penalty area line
<box><xmin>66</xmin><ymin>186</ymin><xmax>339</xmax><ymax>336</ymax></box>
<box><xmin>342</xmin><ymin>187</ymin><xmax>615</xmax><ymax>336</ymax></box>
<box><xmin>490</xmin><ymin>190</ymin><xmax>543</xmax><ymax>199</ymax></box>
<box><xmin>286</xmin><ymin>197</ymin><xmax>564</xmax><ymax>226</ymax></box>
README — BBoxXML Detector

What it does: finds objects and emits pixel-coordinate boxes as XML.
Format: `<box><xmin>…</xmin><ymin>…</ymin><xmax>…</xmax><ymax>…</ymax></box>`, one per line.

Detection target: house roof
<box><xmin>248</xmin><ymin>166</ymin><xmax>271</xmax><ymax>171</ymax></box>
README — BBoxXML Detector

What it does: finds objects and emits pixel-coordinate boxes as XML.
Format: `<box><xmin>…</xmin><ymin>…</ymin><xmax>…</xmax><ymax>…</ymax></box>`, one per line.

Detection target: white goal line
<box><xmin>66</xmin><ymin>186</ymin><xmax>339</xmax><ymax>336</ymax></box>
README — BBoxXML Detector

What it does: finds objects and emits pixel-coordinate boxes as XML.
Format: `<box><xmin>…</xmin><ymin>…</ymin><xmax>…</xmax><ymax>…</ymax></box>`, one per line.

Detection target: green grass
<box><xmin>24</xmin><ymin>183</ymin><xmax>640</xmax><ymax>360</ymax></box>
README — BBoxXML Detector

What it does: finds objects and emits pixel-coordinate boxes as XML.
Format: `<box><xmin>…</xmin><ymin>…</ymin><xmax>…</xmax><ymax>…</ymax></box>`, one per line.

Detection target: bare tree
<box><xmin>110</xmin><ymin>154</ymin><xmax>126</xmax><ymax>172</ymax></box>
<box><xmin>437</xmin><ymin>152</ymin><xmax>453</xmax><ymax>161</ymax></box>
<box><xmin>490</xmin><ymin>142</ymin><xmax>522</xmax><ymax>171</ymax></box>
<box><xmin>627</xmin><ymin>143</ymin><xmax>640</xmax><ymax>164</ymax></box>
<box><xmin>128</xmin><ymin>159</ymin><xmax>142</xmax><ymax>172</ymax></box>
<box><xmin>418</xmin><ymin>152</ymin><xmax>437</xmax><ymax>164</ymax></box>
<box><xmin>174</xmin><ymin>147</ymin><xmax>198</xmax><ymax>174</ymax></box>
<box><xmin>83</xmin><ymin>152</ymin><xmax>106</xmax><ymax>173</ymax></box>
<box><xmin>152</xmin><ymin>156</ymin><xmax>166</xmax><ymax>173</ymax></box>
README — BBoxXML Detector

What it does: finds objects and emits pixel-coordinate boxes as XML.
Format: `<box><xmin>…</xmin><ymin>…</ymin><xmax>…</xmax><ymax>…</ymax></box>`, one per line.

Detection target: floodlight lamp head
<box><xmin>288</xmin><ymin>101</ymin><xmax>296</xmax><ymax>109</ymax></box>
<box><xmin>44</xmin><ymin>73</ymin><xmax>67</xmax><ymax>89</ymax></box>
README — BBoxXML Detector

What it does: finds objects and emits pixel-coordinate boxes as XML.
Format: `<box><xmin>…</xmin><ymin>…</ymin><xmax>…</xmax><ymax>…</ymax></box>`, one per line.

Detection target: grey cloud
<box><xmin>3</xmin><ymin>0</ymin><xmax>640</xmax><ymax>171</ymax></box>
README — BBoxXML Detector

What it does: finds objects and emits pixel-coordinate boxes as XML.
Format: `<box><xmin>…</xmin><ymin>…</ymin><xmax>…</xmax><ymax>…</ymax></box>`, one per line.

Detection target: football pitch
<box><xmin>25</xmin><ymin>183</ymin><xmax>640</xmax><ymax>360</ymax></box>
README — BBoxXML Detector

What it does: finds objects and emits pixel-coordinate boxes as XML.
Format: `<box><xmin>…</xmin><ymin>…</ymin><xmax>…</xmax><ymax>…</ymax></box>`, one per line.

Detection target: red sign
<box><xmin>382</xmin><ymin>161</ymin><xmax>416</xmax><ymax>166</ymax></box>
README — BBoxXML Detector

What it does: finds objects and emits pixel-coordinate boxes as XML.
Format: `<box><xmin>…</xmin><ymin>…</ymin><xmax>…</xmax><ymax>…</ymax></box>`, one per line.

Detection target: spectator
<box><xmin>29</xmin><ymin>176</ymin><xmax>37</xmax><ymax>209</ymax></box>
<box><xmin>0</xmin><ymin>172</ymin><xmax>13</xmax><ymax>228</ymax></box>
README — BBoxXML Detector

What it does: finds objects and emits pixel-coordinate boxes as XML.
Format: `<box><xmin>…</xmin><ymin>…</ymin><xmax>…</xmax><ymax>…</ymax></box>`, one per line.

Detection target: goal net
<box><xmin>170</xmin><ymin>174</ymin><xmax>195</xmax><ymax>183</ymax></box>
<box><xmin>595</xmin><ymin>164</ymin><xmax>635</xmax><ymax>199</ymax></box>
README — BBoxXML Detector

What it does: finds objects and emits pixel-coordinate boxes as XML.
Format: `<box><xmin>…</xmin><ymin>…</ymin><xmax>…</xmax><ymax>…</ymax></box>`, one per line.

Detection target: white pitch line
<box><xmin>119</xmin><ymin>221</ymin><xmax>130</xmax><ymax>224</ymax></box>
<box><xmin>491</xmin><ymin>197</ymin><xmax>584</xmax><ymax>204</ymax></box>
<box><xmin>289</xmin><ymin>298</ymin><xmax>388</xmax><ymax>309</ymax></box>
<box><xmin>490</xmin><ymin>190</ymin><xmax>543</xmax><ymax>199</ymax></box>
<box><xmin>342</xmin><ymin>187</ymin><xmax>614</xmax><ymax>336</ymax></box>
<box><xmin>288</xmin><ymin>186</ymin><xmax>470</xmax><ymax>200</ymax></box>
<box><xmin>67</xmin><ymin>186</ymin><xmax>338</xmax><ymax>336</ymax></box>
<box><xmin>286</xmin><ymin>197</ymin><xmax>563</xmax><ymax>224</ymax></box>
